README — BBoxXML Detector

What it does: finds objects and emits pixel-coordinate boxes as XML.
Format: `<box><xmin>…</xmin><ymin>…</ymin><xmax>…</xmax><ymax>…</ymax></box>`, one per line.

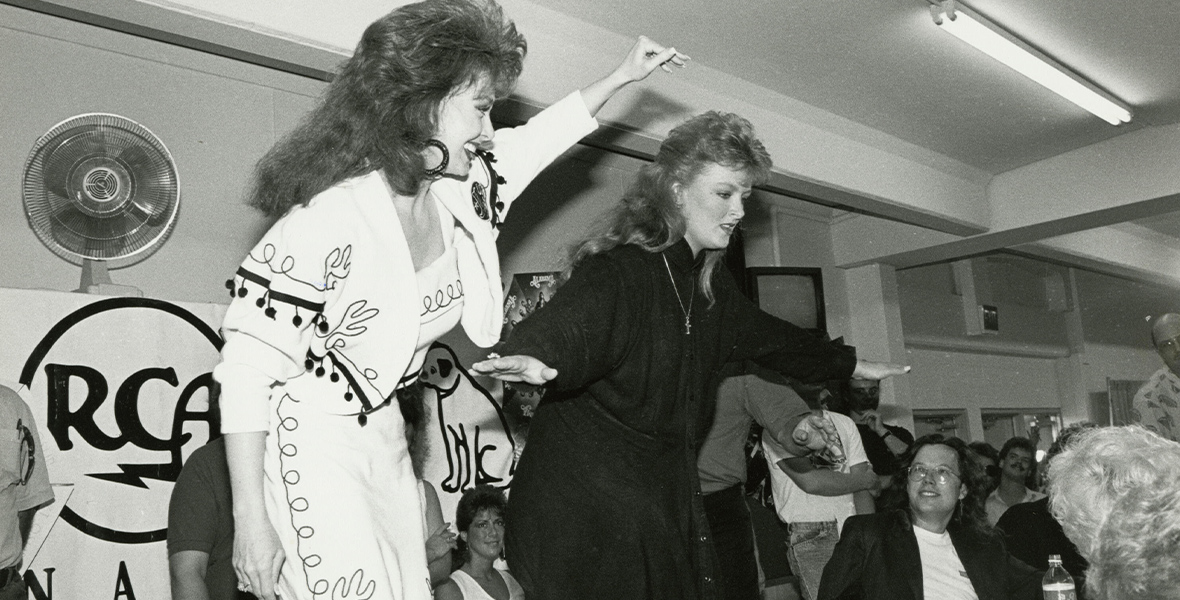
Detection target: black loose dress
<box><xmin>502</xmin><ymin>240</ymin><xmax>857</xmax><ymax>600</ymax></box>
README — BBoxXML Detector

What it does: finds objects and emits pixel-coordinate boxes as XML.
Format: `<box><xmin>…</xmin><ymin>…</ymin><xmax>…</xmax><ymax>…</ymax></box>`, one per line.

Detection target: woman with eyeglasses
<box><xmin>817</xmin><ymin>434</ymin><xmax>1042</xmax><ymax>600</ymax></box>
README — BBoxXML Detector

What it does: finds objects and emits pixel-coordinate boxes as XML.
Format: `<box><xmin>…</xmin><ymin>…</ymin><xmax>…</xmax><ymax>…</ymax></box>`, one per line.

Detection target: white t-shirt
<box><xmin>913</xmin><ymin>525</ymin><xmax>978</xmax><ymax>600</ymax></box>
<box><xmin>985</xmin><ymin>487</ymin><xmax>1046</xmax><ymax>526</ymax></box>
<box><xmin>762</xmin><ymin>410</ymin><xmax>868</xmax><ymax>530</ymax></box>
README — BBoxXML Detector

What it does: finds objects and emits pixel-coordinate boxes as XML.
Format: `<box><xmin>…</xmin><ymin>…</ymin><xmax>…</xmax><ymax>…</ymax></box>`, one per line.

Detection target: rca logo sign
<box><xmin>21</xmin><ymin>297</ymin><xmax>222</xmax><ymax>544</ymax></box>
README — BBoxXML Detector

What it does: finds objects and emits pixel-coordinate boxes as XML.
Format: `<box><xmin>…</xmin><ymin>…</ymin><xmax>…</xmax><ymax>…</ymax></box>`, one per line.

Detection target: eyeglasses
<box><xmin>907</xmin><ymin>464</ymin><xmax>960</xmax><ymax>485</ymax></box>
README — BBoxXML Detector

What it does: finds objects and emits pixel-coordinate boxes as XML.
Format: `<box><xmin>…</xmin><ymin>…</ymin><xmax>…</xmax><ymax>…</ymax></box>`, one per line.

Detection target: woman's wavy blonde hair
<box><xmin>566</xmin><ymin>111</ymin><xmax>771</xmax><ymax>305</ymax></box>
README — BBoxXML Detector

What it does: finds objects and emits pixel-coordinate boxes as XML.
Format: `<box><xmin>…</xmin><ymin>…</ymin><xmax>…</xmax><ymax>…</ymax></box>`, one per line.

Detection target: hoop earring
<box><xmin>424</xmin><ymin>139</ymin><xmax>449</xmax><ymax>178</ymax></box>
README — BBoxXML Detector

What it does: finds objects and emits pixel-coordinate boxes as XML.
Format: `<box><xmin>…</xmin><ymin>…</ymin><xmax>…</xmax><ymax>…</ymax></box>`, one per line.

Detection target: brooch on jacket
<box><xmin>471</xmin><ymin>149</ymin><xmax>507</xmax><ymax>230</ymax></box>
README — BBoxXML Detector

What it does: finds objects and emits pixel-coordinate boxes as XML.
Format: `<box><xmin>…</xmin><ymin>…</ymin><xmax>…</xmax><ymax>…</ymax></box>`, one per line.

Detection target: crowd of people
<box><xmin>0</xmin><ymin>2</ymin><xmax>1176</xmax><ymax>600</ymax></box>
<box><xmin>21</xmin><ymin>1</ymin><xmax>1164</xmax><ymax>600</ymax></box>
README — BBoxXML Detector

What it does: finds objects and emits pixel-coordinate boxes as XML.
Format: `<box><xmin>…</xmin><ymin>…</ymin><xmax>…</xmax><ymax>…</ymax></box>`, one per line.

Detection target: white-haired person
<box><xmin>1047</xmin><ymin>425</ymin><xmax>1180</xmax><ymax>600</ymax></box>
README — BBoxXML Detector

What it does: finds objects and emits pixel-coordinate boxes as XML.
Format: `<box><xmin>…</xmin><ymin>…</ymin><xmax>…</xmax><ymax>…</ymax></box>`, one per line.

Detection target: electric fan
<box><xmin>22</xmin><ymin>113</ymin><xmax>180</xmax><ymax>296</ymax></box>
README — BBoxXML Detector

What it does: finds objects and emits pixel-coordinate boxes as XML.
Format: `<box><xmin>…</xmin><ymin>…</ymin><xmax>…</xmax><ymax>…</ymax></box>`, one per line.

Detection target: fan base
<box><xmin>76</xmin><ymin>283</ymin><xmax>143</xmax><ymax>297</ymax></box>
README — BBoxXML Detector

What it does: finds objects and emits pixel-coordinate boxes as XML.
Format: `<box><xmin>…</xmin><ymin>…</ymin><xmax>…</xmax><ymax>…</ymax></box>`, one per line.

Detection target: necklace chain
<box><xmin>662</xmin><ymin>254</ymin><xmax>694</xmax><ymax>335</ymax></box>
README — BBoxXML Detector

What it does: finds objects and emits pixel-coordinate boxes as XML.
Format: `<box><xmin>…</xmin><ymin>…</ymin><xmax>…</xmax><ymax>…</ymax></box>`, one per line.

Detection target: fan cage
<box><xmin>22</xmin><ymin>113</ymin><xmax>180</xmax><ymax>268</ymax></box>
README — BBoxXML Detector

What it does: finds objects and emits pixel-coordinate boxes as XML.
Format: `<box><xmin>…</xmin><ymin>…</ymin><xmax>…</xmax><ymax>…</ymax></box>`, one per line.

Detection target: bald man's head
<box><xmin>1151</xmin><ymin>313</ymin><xmax>1180</xmax><ymax>376</ymax></box>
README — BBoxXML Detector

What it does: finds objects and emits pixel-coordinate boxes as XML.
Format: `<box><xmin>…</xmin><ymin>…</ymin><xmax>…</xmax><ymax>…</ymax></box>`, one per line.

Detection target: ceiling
<box><xmin>9</xmin><ymin>0</ymin><xmax>1178</xmax><ymax>282</ymax></box>
<box><xmin>526</xmin><ymin>0</ymin><xmax>1180</xmax><ymax>175</ymax></box>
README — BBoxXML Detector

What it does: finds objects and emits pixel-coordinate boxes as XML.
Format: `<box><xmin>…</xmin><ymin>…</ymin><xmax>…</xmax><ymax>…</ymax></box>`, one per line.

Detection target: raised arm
<box><xmin>579</xmin><ymin>35</ymin><xmax>689</xmax><ymax>116</ymax></box>
<box><xmin>422</xmin><ymin>481</ymin><xmax>456</xmax><ymax>588</ymax></box>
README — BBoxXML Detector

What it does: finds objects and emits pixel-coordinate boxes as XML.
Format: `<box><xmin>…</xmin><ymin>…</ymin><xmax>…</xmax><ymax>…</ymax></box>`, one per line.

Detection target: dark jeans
<box><xmin>703</xmin><ymin>485</ymin><xmax>760</xmax><ymax>600</ymax></box>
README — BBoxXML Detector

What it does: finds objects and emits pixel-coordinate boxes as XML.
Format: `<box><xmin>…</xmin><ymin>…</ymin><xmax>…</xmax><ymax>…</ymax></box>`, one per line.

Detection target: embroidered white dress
<box><xmin>213</xmin><ymin>92</ymin><xmax>596</xmax><ymax>600</ymax></box>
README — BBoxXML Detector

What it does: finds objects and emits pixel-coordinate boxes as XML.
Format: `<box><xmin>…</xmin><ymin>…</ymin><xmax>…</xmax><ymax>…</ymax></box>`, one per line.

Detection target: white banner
<box><xmin>1</xmin><ymin>287</ymin><xmax>226</xmax><ymax>598</ymax></box>
<box><xmin>1</xmin><ymin>286</ymin><xmax>527</xmax><ymax>598</ymax></box>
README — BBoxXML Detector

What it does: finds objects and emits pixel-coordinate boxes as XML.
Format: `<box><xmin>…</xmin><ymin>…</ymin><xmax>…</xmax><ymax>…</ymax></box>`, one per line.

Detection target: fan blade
<box><xmin>24</xmin><ymin>114</ymin><xmax>180</xmax><ymax>267</ymax></box>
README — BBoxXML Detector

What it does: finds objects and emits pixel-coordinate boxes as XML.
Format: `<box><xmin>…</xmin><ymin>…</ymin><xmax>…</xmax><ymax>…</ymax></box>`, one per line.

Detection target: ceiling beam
<box><xmin>837</xmin><ymin>191</ymin><xmax>1180</xmax><ymax>269</ymax></box>
<box><xmin>0</xmin><ymin>0</ymin><xmax>342</xmax><ymax>80</ymax></box>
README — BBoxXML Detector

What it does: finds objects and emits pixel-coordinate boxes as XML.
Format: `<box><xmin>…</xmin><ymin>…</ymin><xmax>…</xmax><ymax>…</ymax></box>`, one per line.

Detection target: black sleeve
<box><xmin>722</xmin><ymin>271</ymin><xmax>857</xmax><ymax>384</ymax></box>
<box><xmin>501</xmin><ymin>254</ymin><xmax>636</xmax><ymax>392</ymax></box>
<box><xmin>886</xmin><ymin>424</ymin><xmax>915</xmax><ymax>446</ymax></box>
<box><xmin>995</xmin><ymin>508</ymin><xmax>1041</xmax><ymax>570</ymax></box>
<box><xmin>1004</xmin><ymin>551</ymin><xmax>1044</xmax><ymax>600</ymax></box>
<box><xmin>817</xmin><ymin>515</ymin><xmax>868</xmax><ymax>600</ymax></box>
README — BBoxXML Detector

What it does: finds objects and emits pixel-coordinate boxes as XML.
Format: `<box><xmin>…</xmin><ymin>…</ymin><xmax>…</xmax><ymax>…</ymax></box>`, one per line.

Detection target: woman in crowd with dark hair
<box><xmin>818</xmin><ymin>434</ymin><xmax>1041</xmax><ymax>600</ymax></box>
<box><xmin>434</xmin><ymin>485</ymin><xmax>522</xmax><ymax>600</ymax></box>
<box><xmin>473</xmin><ymin>111</ymin><xmax>907</xmax><ymax>600</ymax></box>
<box><xmin>212</xmin><ymin>0</ymin><xmax>687</xmax><ymax>597</ymax></box>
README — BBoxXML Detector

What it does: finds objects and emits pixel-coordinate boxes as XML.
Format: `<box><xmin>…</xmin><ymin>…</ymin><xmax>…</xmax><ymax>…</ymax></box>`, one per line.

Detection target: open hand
<box><xmin>852</xmin><ymin>360</ymin><xmax>910</xmax><ymax>381</ymax></box>
<box><xmin>470</xmin><ymin>354</ymin><xmax>557</xmax><ymax>385</ymax></box>
<box><xmin>426</xmin><ymin>522</ymin><xmax>458</xmax><ymax>562</ymax></box>
<box><xmin>857</xmin><ymin>409</ymin><xmax>888</xmax><ymax>435</ymax></box>
<box><xmin>791</xmin><ymin>412</ymin><xmax>846</xmax><ymax>467</ymax></box>
<box><xmin>614</xmin><ymin>35</ymin><xmax>690</xmax><ymax>81</ymax></box>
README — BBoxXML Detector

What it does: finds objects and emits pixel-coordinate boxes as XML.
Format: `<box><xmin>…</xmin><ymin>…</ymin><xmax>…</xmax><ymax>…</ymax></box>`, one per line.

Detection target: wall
<box><xmin>889</xmin><ymin>254</ymin><xmax>1180</xmax><ymax>438</ymax></box>
<box><xmin>905</xmin><ymin>347</ymin><xmax>1065</xmax><ymax>440</ymax></box>
<box><xmin>0</xmin><ymin>5</ymin><xmax>327</xmax><ymax>304</ymax></box>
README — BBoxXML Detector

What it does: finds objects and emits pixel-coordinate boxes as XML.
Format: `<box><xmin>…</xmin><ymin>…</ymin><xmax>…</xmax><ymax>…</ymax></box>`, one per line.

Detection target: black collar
<box><xmin>662</xmin><ymin>238</ymin><xmax>705</xmax><ymax>273</ymax></box>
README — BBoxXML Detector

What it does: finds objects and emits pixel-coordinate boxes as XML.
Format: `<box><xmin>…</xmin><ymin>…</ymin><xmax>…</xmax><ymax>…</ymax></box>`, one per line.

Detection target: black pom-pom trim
<box><xmin>264</xmin><ymin>307</ymin><xmax>277</xmax><ymax>319</ymax></box>
<box><xmin>344</xmin><ymin>391</ymin><xmax>353</xmax><ymax>401</ymax></box>
<box><xmin>317</xmin><ymin>321</ymin><xmax>329</xmax><ymax>333</ymax></box>
<box><xmin>358</xmin><ymin>414</ymin><xmax>367</xmax><ymax>427</ymax></box>
<box><xmin>255</xmin><ymin>297</ymin><xmax>265</xmax><ymax>308</ymax></box>
<box><xmin>292</xmin><ymin>315</ymin><xmax>303</xmax><ymax>327</ymax></box>
<box><xmin>330</xmin><ymin>373</ymin><xmax>340</xmax><ymax>383</ymax></box>
<box><xmin>304</xmin><ymin>359</ymin><xmax>314</xmax><ymax>371</ymax></box>
<box><xmin>224</xmin><ymin>279</ymin><xmax>234</xmax><ymax>290</ymax></box>
<box><xmin>315</xmin><ymin>366</ymin><xmax>325</xmax><ymax>377</ymax></box>
<box><xmin>237</xmin><ymin>287</ymin><xmax>248</xmax><ymax>297</ymax></box>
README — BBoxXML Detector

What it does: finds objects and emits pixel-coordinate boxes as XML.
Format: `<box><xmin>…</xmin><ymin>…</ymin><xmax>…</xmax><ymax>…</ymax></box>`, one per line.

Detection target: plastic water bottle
<box><xmin>1042</xmin><ymin>554</ymin><xmax>1076</xmax><ymax>600</ymax></box>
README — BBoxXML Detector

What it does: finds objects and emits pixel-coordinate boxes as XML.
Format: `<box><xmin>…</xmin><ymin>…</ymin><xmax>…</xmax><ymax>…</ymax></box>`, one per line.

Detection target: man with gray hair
<box><xmin>1132</xmin><ymin>313</ymin><xmax>1180</xmax><ymax>441</ymax></box>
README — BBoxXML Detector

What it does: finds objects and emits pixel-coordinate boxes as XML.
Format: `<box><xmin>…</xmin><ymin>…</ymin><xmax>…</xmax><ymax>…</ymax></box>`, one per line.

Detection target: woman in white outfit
<box><xmin>435</xmin><ymin>486</ymin><xmax>524</xmax><ymax>600</ymax></box>
<box><xmin>212</xmin><ymin>0</ymin><xmax>687</xmax><ymax>598</ymax></box>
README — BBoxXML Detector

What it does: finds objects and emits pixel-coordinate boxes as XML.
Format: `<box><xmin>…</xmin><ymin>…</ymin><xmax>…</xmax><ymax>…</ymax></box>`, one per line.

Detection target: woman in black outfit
<box><xmin>473</xmin><ymin>112</ymin><xmax>907</xmax><ymax>600</ymax></box>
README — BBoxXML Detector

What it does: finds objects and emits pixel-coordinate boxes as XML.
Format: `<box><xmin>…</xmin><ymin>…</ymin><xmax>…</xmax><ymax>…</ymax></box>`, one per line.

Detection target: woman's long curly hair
<box><xmin>249</xmin><ymin>0</ymin><xmax>526</xmax><ymax>216</ymax></box>
<box><xmin>565</xmin><ymin>111</ymin><xmax>772</xmax><ymax>305</ymax></box>
<box><xmin>881</xmin><ymin>434</ymin><xmax>994</xmax><ymax>540</ymax></box>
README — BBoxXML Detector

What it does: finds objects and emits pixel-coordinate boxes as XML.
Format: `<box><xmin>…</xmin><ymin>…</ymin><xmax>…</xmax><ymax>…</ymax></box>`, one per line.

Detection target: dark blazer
<box><xmin>817</xmin><ymin>510</ymin><xmax>1042</xmax><ymax>600</ymax></box>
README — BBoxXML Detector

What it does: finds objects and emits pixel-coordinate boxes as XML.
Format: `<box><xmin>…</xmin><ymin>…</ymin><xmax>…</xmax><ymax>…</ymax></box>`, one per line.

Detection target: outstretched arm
<box><xmin>852</xmin><ymin>361</ymin><xmax>910</xmax><ymax>381</ymax></box>
<box><xmin>471</xmin><ymin>354</ymin><xmax>557</xmax><ymax>385</ymax></box>
<box><xmin>579</xmin><ymin>35</ymin><xmax>689</xmax><ymax>116</ymax></box>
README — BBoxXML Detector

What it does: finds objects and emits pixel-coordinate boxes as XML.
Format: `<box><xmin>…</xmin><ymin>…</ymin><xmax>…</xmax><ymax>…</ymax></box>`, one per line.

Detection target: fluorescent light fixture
<box><xmin>931</xmin><ymin>0</ymin><xmax>1132</xmax><ymax>125</ymax></box>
